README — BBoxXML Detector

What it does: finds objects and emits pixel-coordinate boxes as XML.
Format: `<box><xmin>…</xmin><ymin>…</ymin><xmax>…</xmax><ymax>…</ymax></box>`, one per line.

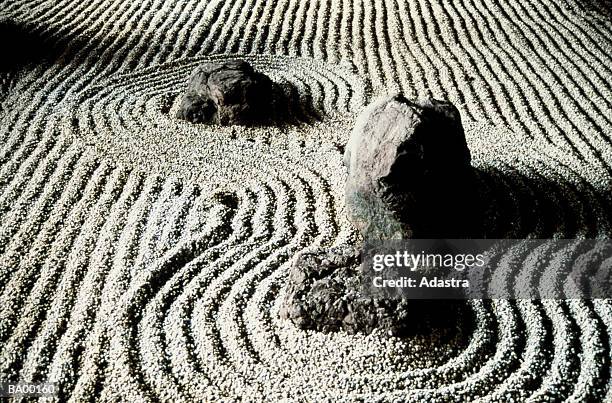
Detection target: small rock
<box><xmin>176</xmin><ymin>59</ymin><xmax>274</xmax><ymax>125</ymax></box>
<box><xmin>344</xmin><ymin>93</ymin><xmax>476</xmax><ymax>239</ymax></box>
<box><xmin>280</xmin><ymin>246</ymin><xmax>411</xmax><ymax>335</ymax></box>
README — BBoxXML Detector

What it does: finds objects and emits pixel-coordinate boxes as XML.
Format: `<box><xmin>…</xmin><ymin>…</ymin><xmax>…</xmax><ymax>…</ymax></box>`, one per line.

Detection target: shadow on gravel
<box><xmin>402</xmin><ymin>300</ymin><xmax>474</xmax><ymax>337</ymax></box>
<box><xmin>0</xmin><ymin>16</ymin><xmax>97</xmax><ymax>74</ymax></box>
<box><xmin>269</xmin><ymin>81</ymin><xmax>325</xmax><ymax>126</ymax></box>
<box><xmin>570</xmin><ymin>0</ymin><xmax>612</xmax><ymax>19</ymax></box>
<box><xmin>404</xmin><ymin>163</ymin><xmax>612</xmax><ymax>239</ymax></box>
<box><xmin>468</xmin><ymin>166</ymin><xmax>612</xmax><ymax>238</ymax></box>
<box><xmin>0</xmin><ymin>18</ymin><xmax>53</xmax><ymax>73</ymax></box>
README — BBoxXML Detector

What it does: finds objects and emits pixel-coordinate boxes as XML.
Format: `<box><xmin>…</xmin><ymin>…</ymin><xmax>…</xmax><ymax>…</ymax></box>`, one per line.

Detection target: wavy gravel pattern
<box><xmin>0</xmin><ymin>0</ymin><xmax>611</xmax><ymax>401</ymax></box>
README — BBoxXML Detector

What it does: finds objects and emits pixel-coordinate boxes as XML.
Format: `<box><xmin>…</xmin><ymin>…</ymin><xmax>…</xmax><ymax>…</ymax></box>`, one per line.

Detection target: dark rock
<box><xmin>280</xmin><ymin>246</ymin><xmax>411</xmax><ymax>335</ymax></box>
<box><xmin>344</xmin><ymin>94</ymin><xmax>476</xmax><ymax>239</ymax></box>
<box><xmin>281</xmin><ymin>95</ymin><xmax>477</xmax><ymax>335</ymax></box>
<box><xmin>176</xmin><ymin>59</ymin><xmax>274</xmax><ymax>125</ymax></box>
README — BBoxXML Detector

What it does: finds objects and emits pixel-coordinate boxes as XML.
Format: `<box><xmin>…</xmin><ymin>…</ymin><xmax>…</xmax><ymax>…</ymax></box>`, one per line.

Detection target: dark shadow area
<box><xmin>410</xmin><ymin>164</ymin><xmax>612</xmax><ymax>239</ymax></box>
<box><xmin>570</xmin><ymin>0</ymin><xmax>612</xmax><ymax>19</ymax></box>
<box><xmin>398</xmin><ymin>299</ymin><xmax>474</xmax><ymax>338</ymax></box>
<box><xmin>470</xmin><ymin>165</ymin><xmax>612</xmax><ymax>238</ymax></box>
<box><xmin>269</xmin><ymin>80</ymin><xmax>323</xmax><ymax>125</ymax></box>
<box><xmin>0</xmin><ymin>17</ymin><xmax>53</xmax><ymax>73</ymax></box>
<box><xmin>0</xmin><ymin>16</ymin><xmax>95</xmax><ymax>105</ymax></box>
<box><xmin>0</xmin><ymin>16</ymin><xmax>100</xmax><ymax>76</ymax></box>
<box><xmin>0</xmin><ymin>17</ymin><xmax>52</xmax><ymax>110</ymax></box>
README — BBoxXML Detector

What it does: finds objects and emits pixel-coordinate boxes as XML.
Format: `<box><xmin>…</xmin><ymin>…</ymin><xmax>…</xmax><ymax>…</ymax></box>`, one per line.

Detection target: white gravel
<box><xmin>0</xmin><ymin>0</ymin><xmax>611</xmax><ymax>401</ymax></box>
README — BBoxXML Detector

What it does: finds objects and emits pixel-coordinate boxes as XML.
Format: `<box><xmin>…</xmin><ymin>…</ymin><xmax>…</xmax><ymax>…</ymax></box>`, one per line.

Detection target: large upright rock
<box><xmin>344</xmin><ymin>94</ymin><xmax>475</xmax><ymax>239</ymax></box>
<box><xmin>281</xmin><ymin>94</ymin><xmax>475</xmax><ymax>336</ymax></box>
<box><xmin>176</xmin><ymin>60</ymin><xmax>274</xmax><ymax>125</ymax></box>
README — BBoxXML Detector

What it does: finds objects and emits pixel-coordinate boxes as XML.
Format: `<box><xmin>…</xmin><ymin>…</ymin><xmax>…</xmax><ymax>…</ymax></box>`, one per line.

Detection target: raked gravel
<box><xmin>0</xmin><ymin>0</ymin><xmax>611</xmax><ymax>401</ymax></box>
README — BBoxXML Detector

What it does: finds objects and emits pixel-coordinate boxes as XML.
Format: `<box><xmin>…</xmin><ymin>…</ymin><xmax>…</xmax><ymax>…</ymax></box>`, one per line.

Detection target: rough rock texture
<box><xmin>344</xmin><ymin>94</ymin><xmax>476</xmax><ymax>239</ymax></box>
<box><xmin>280</xmin><ymin>246</ymin><xmax>411</xmax><ymax>335</ymax></box>
<box><xmin>176</xmin><ymin>59</ymin><xmax>274</xmax><ymax>125</ymax></box>
<box><xmin>281</xmin><ymin>94</ymin><xmax>477</xmax><ymax>335</ymax></box>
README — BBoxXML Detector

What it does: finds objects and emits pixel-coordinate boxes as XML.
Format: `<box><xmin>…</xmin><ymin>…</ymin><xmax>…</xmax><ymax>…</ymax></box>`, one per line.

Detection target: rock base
<box><xmin>280</xmin><ymin>246</ymin><xmax>411</xmax><ymax>335</ymax></box>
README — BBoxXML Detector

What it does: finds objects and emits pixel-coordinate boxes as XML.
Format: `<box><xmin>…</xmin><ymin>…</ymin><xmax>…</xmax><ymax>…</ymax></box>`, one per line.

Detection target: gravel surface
<box><xmin>0</xmin><ymin>0</ymin><xmax>611</xmax><ymax>401</ymax></box>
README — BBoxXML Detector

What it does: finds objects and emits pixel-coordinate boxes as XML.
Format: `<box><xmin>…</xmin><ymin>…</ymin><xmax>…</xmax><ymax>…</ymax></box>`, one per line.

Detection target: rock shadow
<box><xmin>268</xmin><ymin>80</ymin><xmax>324</xmax><ymax>126</ymax></box>
<box><xmin>570</xmin><ymin>0</ymin><xmax>612</xmax><ymax>19</ymax></box>
<box><xmin>466</xmin><ymin>165</ymin><xmax>612</xmax><ymax>239</ymax></box>
<box><xmin>0</xmin><ymin>16</ymin><xmax>106</xmax><ymax>73</ymax></box>
<box><xmin>0</xmin><ymin>17</ymin><xmax>58</xmax><ymax>73</ymax></box>
<box><xmin>402</xmin><ymin>163</ymin><xmax>612</xmax><ymax>239</ymax></box>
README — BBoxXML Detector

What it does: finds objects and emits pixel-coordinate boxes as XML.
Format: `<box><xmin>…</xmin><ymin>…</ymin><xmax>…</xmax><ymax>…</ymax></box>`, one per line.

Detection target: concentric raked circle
<box><xmin>1</xmin><ymin>0</ymin><xmax>611</xmax><ymax>400</ymax></box>
<box><xmin>56</xmin><ymin>54</ymin><xmax>369</xmax><ymax>181</ymax></box>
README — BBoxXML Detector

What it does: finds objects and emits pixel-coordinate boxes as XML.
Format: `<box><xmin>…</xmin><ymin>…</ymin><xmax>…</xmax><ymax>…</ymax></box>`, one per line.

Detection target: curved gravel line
<box><xmin>0</xmin><ymin>0</ymin><xmax>611</xmax><ymax>401</ymax></box>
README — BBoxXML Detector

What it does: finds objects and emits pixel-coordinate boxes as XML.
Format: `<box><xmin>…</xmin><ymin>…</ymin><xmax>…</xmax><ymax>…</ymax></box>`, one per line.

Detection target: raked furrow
<box><xmin>0</xmin><ymin>0</ymin><xmax>611</xmax><ymax>401</ymax></box>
